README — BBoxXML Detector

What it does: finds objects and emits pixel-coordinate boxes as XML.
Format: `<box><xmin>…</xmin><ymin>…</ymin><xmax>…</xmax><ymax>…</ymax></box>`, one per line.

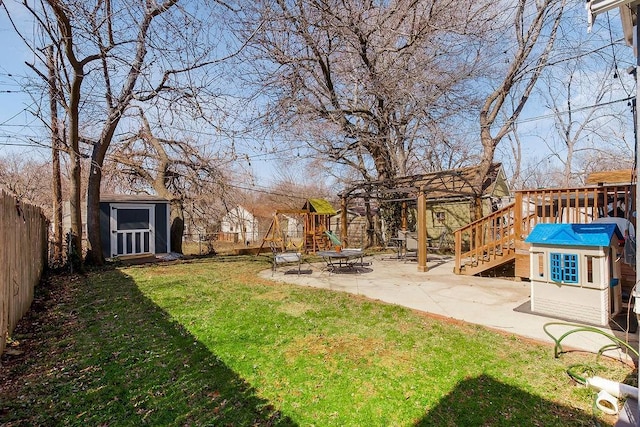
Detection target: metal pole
<box><xmin>633</xmin><ymin>4</ymin><xmax>640</xmax><ymax>427</ymax></box>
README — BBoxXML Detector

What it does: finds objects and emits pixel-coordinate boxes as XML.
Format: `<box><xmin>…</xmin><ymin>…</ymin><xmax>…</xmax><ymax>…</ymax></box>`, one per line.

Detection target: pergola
<box><xmin>338</xmin><ymin>164</ymin><xmax>503</xmax><ymax>272</ymax></box>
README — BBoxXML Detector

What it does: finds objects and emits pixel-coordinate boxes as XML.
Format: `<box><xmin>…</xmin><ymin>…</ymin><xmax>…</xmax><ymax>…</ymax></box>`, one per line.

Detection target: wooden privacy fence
<box><xmin>0</xmin><ymin>190</ymin><xmax>48</xmax><ymax>356</ymax></box>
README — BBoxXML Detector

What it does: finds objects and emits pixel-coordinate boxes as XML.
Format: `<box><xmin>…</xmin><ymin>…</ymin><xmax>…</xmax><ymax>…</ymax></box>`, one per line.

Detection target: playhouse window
<box><xmin>550</xmin><ymin>253</ymin><xmax>578</xmax><ymax>284</ymax></box>
<box><xmin>533</xmin><ymin>252</ymin><xmax>544</xmax><ymax>278</ymax></box>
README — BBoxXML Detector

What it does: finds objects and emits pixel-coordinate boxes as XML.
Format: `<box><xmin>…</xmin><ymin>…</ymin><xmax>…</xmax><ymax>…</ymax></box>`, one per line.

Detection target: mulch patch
<box><xmin>0</xmin><ymin>272</ymin><xmax>81</xmax><ymax>417</ymax></box>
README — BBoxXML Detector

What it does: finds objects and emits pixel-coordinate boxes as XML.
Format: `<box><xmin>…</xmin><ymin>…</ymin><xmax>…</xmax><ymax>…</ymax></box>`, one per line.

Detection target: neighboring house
<box><xmin>62</xmin><ymin>200</ymin><xmax>88</xmax><ymax>238</ymax></box>
<box><xmin>419</xmin><ymin>163</ymin><xmax>511</xmax><ymax>239</ymax></box>
<box><xmin>220</xmin><ymin>205</ymin><xmax>260</xmax><ymax>244</ymax></box>
<box><xmin>585</xmin><ymin>169</ymin><xmax>635</xmax><ymax>218</ymax></box>
<box><xmin>64</xmin><ymin>195</ymin><xmax>171</xmax><ymax>259</ymax></box>
<box><xmin>283</xmin><ymin>214</ymin><xmax>304</xmax><ymax>240</ymax></box>
<box><xmin>585</xmin><ymin>169</ymin><xmax>634</xmax><ymax>186</ymax></box>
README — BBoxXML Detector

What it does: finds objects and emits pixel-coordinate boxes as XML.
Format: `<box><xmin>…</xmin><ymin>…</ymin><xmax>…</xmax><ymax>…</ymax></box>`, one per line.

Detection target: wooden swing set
<box><xmin>259</xmin><ymin>199</ymin><xmax>337</xmax><ymax>254</ymax></box>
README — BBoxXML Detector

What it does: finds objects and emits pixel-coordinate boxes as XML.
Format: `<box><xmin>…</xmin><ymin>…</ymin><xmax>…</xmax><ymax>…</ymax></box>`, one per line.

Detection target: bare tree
<box><xmin>0</xmin><ymin>154</ymin><xmax>54</xmax><ymax>217</ymax></box>
<box><xmin>107</xmin><ymin>109</ymin><xmax>226</xmax><ymax>254</ymax></box>
<box><xmin>575</xmin><ymin>134</ymin><xmax>635</xmax><ymax>183</ymax></box>
<box><xmin>496</xmin><ymin>3</ymin><xmax>634</xmax><ymax>191</ymax></box>
<box><xmin>519</xmin><ymin>156</ymin><xmax>564</xmax><ymax>189</ymax></box>
<box><xmin>235</xmin><ymin>0</ymin><xmax>500</xmax><ymax>246</ymax></box>
<box><xmin>476</xmin><ymin>0</ymin><xmax>566</xmax><ymax>219</ymax></box>
<box><xmin>5</xmin><ymin>0</ymin><xmax>235</xmax><ymax>265</ymax></box>
<box><xmin>46</xmin><ymin>44</ymin><xmax>64</xmax><ymax>264</ymax></box>
<box><xmin>236</xmin><ymin>0</ymin><xmax>494</xmax><ymax>183</ymax></box>
<box><xmin>540</xmin><ymin>62</ymin><xmax>631</xmax><ymax>186</ymax></box>
<box><xmin>3</xmin><ymin>0</ymin><xmax>94</xmax><ymax>261</ymax></box>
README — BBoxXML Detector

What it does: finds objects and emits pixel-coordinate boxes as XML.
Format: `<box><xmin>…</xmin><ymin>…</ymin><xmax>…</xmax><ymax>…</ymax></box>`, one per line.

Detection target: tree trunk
<box><xmin>563</xmin><ymin>135</ymin><xmax>574</xmax><ymax>187</ymax></box>
<box><xmin>85</xmin><ymin>162</ymin><xmax>104</xmax><ymax>265</ymax></box>
<box><xmin>52</xmin><ymin>140</ymin><xmax>63</xmax><ymax>263</ymax></box>
<box><xmin>67</xmin><ymin>78</ymin><xmax>83</xmax><ymax>270</ymax></box>
<box><xmin>86</xmin><ymin>107</ymin><xmax>127</xmax><ymax>266</ymax></box>
<box><xmin>473</xmin><ymin>0</ymin><xmax>565</xmax><ymax>221</ymax></box>
<box><xmin>170</xmin><ymin>199</ymin><xmax>184</xmax><ymax>254</ymax></box>
<box><xmin>473</xmin><ymin>129</ymin><xmax>497</xmax><ymax>222</ymax></box>
<box><xmin>364</xmin><ymin>197</ymin><xmax>375</xmax><ymax>248</ymax></box>
<box><xmin>47</xmin><ymin>45</ymin><xmax>63</xmax><ymax>264</ymax></box>
<box><xmin>68</xmin><ymin>153</ymin><xmax>82</xmax><ymax>266</ymax></box>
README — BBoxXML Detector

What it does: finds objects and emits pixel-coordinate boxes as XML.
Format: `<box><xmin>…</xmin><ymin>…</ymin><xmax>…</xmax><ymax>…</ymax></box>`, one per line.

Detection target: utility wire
<box><xmin>3</xmin><ymin>94</ymin><xmax>634</xmax><ymax>150</ymax></box>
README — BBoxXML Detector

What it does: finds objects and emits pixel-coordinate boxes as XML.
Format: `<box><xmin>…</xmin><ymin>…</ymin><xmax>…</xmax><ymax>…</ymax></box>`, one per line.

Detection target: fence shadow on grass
<box><xmin>415</xmin><ymin>374</ymin><xmax>599</xmax><ymax>426</ymax></box>
<box><xmin>1</xmin><ymin>269</ymin><xmax>297</xmax><ymax>426</ymax></box>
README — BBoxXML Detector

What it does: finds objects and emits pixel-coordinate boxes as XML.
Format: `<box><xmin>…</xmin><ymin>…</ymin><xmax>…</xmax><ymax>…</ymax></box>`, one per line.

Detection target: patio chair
<box><xmin>269</xmin><ymin>241</ymin><xmax>302</xmax><ymax>275</ymax></box>
<box><xmin>404</xmin><ymin>232</ymin><xmax>418</xmax><ymax>260</ymax></box>
<box><xmin>427</xmin><ymin>230</ymin><xmax>449</xmax><ymax>253</ymax></box>
<box><xmin>386</xmin><ymin>231</ymin><xmax>407</xmax><ymax>259</ymax></box>
<box><xmin>402</xmin><ymin>230</ymin><xmax>448</xmax><ymax>261</ymax></box>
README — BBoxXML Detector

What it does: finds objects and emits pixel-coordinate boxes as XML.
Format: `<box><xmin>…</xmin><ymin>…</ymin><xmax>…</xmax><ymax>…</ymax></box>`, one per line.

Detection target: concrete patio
<box><xmin>260</xmin><ymin>253</ymin><xmax>639</xmax><ymax>360</ymax></box>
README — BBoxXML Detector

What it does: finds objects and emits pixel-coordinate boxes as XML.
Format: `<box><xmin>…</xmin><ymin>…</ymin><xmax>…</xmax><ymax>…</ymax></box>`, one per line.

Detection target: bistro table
<box><xmin>316</xmin><ymin>249</ymin><xmax>365</xmax><ymax>273</ymax></box>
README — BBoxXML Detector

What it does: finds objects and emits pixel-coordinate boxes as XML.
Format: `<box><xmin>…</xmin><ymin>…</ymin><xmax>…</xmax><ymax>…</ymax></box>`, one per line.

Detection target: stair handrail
<box><xmin>454</xmin><ymin>202</ymin><xmax>517</xmax><ymax>274</ymax></box>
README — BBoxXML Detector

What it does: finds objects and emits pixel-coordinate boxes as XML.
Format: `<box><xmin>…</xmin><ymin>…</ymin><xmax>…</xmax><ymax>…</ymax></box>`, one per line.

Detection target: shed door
<box><xmin>110</xmin><ymin>204</ymin><xmax>155</xmax><ymax>257</ymax></box>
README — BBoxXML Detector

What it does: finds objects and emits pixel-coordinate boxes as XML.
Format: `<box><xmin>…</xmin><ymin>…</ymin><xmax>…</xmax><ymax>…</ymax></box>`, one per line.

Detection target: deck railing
<box><xmin>454</xmin><ymin>184</ymin><xmax>635</xmax><ymax>275</ymax></box>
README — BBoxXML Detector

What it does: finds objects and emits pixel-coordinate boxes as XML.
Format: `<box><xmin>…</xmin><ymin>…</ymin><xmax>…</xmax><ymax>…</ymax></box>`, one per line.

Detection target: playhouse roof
<box><xmin>525</xmin><ymin>223</ymin><xmax>623</xmax><ymax>247</ymax></box>
<box><xmin>303</xmin><ymin>198</ymin><xmax>337</xmax><ymax>215</ymax></box>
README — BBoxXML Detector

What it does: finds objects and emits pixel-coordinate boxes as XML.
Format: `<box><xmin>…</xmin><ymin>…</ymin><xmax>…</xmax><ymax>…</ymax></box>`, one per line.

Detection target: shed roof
<box><xmin>101</xmin><ymin>194</ymin><xmax>169</xmax><ymax>203</ymax></box>
<box><xmin>585</xmin><ymin>169</ymin><xmax>635</xmax><ymax>185</ymax></box>
<box><xmin>525</xmin><ymin>223</ymin><xmax>623</xmax><ymax>247</ymax></box>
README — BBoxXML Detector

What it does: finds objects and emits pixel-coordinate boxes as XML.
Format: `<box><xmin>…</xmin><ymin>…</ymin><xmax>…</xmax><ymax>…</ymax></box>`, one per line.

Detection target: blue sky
<box><xmin>0</xmin><ymin>3</ymin><xmax>293</xmax><ymax>187</ymax></box>
<box><xmin>0</xmin><ymin>3</ymin><xmax>636</xmax><ymax>188</ymax></box>
<box><xmin>0</xmin><ymin>4</ymin><xmax>52</xmax><ymax>161</ymax></box>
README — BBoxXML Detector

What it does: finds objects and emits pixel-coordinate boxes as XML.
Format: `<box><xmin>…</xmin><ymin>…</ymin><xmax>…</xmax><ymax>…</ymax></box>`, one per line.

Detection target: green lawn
<box><xmin>1</xmin><ymin>256</ymin><xmax>634</xmax><ymax>426</ymax></box>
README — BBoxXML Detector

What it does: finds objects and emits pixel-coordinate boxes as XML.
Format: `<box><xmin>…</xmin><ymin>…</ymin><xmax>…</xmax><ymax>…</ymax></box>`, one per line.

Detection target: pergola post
<box><xmin>417</xmin><ymin>186</ymin><xmax>428</xmax><ymax>272</ymax></box>
<box><xmin>401</xmin><ymin>201</ymin><xmax>408</xmax><ymax>230</ymax></box>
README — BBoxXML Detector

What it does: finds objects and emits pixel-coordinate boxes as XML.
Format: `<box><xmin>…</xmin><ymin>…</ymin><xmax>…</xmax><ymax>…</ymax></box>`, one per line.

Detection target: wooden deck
<box><xmin>454</xmin><ymin>184</ymin><xmax>636</xmax><ymax>292</ymax></box>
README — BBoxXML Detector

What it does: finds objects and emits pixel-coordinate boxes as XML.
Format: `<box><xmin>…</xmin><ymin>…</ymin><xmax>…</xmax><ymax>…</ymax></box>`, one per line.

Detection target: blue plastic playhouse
<box><xmin>525</xmin><ymin>223</ymin><xmax>624</xmax><ymax>326</ymax></box>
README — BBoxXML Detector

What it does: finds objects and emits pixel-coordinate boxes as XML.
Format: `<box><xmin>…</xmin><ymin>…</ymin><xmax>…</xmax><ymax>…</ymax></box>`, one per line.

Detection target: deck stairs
<box><xmin>454</xmin><ymin>184</ymin><xmax>635</xmax><ymax>277</ymax></box>
<box><xmin>454</xmin><ymin>203</ymin><xmax>519</xmax><ymax>276</ymax></box>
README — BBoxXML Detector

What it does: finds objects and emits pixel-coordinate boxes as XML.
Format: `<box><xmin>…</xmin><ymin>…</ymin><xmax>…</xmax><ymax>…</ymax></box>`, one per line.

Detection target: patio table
<box><xmin>317</xmin><ymin>249</ymin><xmax>364</xmax><ymax>272</ymax></box>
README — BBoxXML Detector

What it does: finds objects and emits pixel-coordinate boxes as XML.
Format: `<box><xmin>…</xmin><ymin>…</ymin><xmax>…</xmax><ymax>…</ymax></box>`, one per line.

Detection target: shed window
<box><xmin>550</xmin><ymin>253</ymin><xmax>578</xmax><ymax>284</ymax></box>
<box><xmin>434</xmin><ymin>212</ymin><xmax>446</xmax><ymax>223</ymax></box>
